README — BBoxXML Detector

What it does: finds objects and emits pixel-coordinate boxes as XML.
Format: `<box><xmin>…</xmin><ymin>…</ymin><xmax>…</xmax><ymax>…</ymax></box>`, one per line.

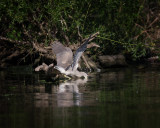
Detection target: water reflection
<box><xmin>1</xmin><ymin>66</ymin><xmax>160</xmax><ymax>128</ymax></box>
<box><xmin>34</xmin><ymin>79</ymin><xmax>87</xmax><ymax>108</ymax></box>
<box><xmin>57</xmin><ymin>79</ymin><xmax>87</xmax><ymax>107</ymax></box>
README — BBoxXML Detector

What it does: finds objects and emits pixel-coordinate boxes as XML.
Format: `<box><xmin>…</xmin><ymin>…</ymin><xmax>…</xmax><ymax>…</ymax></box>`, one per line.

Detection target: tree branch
<box><xmin>0</xmin><ymin>36</ymin><xmax>30</xmax><ymax>45</ymax></box>
<box><xmin>82</xmin><ymin>31</ymin><xmax>99</xmax><ymax>42</ymax></box>
<box><xmin>32</xmin><ymin>42</ymin><xmax>48</xmax><ymax>54</ymax></box>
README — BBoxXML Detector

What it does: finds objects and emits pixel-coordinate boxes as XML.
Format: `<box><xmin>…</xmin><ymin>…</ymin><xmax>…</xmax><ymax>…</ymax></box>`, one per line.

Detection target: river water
<box><xmin>0</xmin><ymin>66</ymin><xmax>160</xmax><ymax>128</ymax></box>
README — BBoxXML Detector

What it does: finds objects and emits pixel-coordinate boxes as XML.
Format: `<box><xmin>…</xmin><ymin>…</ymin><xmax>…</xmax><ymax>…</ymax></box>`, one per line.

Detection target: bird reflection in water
<box><xmin>57</xmin><ymin>78</ymin><xmax>87</xmax><ymax>107</ymax></box>
<box><xmin>34</xmin><ymin>78</ymin><xmax>87</xmax><ymax>108</ymax></box>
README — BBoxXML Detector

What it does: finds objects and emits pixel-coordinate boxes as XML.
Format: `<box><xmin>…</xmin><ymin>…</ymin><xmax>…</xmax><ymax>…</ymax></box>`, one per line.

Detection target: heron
<box><xmin>52</xmin><ymin>35</ymin><xmax>94</xmax><ymax>79</ymax></box>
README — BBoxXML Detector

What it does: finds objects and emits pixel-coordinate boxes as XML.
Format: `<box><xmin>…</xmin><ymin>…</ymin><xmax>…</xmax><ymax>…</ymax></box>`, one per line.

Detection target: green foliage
<box><xmin>0</xmin><ymin>0</ymin><xmax>159</xmax><ymax>60</ymax></box>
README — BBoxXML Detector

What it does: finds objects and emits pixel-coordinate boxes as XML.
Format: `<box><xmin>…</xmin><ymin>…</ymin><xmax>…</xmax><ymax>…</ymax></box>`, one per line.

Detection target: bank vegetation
<box><xmin>0</xmin><ymin>0</ymin><xmax>160</xmax><ymax>68</ymax></box>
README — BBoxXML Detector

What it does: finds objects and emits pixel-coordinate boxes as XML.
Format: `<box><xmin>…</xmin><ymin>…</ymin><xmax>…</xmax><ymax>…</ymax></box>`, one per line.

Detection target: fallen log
<box><xmin>98</xmin><ymin>55</ymin><xmax>127</xmax><ymax>67</ymax></box>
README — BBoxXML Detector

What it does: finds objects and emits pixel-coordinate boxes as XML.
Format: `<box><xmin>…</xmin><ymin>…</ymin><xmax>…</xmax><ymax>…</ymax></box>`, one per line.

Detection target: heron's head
<box><xmin>54</xmin><ymin>65</ymin><xmax>59</xmax><ymax>70</ymax></box>
<box><xmin>54</xmin><ymin>66</ymin><xmax>58</xmax><ymax>70</ymax></box>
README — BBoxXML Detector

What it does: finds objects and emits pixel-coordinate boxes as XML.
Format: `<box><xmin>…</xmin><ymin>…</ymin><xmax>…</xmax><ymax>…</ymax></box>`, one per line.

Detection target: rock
<box><xmin>35</xmin><ymin>63</ymin><xmax>56</xmax><ymax>74</ymax></box>
<box><xmin>35</xmin><ymin>63</ymin><xmax>50</xmax><ymax>72</ymax></box>
<box><xmin>147</xmin><ymin>56</ymin><xmax>159</xmax><ymax>63</ymax></box>
<box><xmin>98</xmin><ymin>55</ymin><xmax>127</xmax><ymax>68</ymax></box>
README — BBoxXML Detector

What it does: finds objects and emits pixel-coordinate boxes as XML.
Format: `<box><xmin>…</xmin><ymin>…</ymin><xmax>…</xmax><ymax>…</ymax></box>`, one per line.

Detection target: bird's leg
<box><xmin>64</xmin><ymin>75</ymin><xmax>71</xmax><ymax>80</ymax></box>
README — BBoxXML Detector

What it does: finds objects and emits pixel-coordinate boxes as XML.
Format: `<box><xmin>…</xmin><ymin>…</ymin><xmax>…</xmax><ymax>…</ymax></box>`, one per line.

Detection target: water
<box><xmin>0</xmin><ymin>66</ymin><xmax>160</xmax><ymax>128</ymax></box>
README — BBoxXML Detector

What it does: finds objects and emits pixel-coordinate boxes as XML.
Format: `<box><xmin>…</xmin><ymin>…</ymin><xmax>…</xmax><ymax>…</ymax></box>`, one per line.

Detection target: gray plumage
<box><xmin>71</xmin><ymin>35</ymin><xmax>91</xmax><ymax>71</ymax></box>
<box><xmin>52</xmin><ymin>41</ymin><xmax>73</xmax><ymax>69</ymax></box>
<box><xmin>51</xmin><ymin>35</ymin><xmax>92</xmax><ymax>79</ymax></box>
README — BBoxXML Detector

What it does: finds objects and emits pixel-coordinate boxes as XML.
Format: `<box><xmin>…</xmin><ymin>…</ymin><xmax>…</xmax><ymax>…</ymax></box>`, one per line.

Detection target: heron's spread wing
<box><xmin>71</xmin><ymin>35</ymin><xmax>92</xmax><ymax>71</ymax></box>
<box><xmin>52</xmin><ymin>41</ymin><xmax>73</xmax><ymax>69</ymax></box>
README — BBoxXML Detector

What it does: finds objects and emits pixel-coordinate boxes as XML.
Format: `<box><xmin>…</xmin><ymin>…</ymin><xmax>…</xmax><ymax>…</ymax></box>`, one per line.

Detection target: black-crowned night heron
<box><xmin>52</xmin><ymin>35</ymin><xmax>93</xmax><ymax>79</ymax></box>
